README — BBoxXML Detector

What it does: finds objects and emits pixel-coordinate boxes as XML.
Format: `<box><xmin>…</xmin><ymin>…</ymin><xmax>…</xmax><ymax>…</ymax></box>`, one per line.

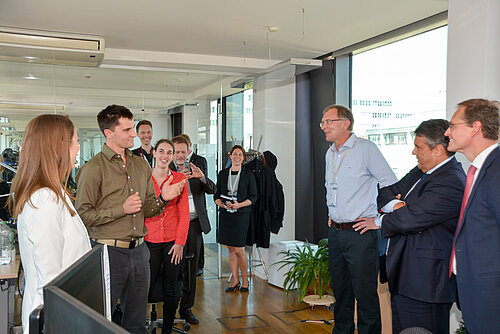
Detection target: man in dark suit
<box><xmin>444</xmin><ymin>98</ymin><xmax>500</xmax><ymax>333</ymax></box>
<box><xmin>376</xmin><ymin>119</ymin><xmax>466</xmax><ymax>334</ymax></box>
<box><xmin>170</xmin><ymin>135</ymin><xmax>216</xmax><ymax>325</ymax></box>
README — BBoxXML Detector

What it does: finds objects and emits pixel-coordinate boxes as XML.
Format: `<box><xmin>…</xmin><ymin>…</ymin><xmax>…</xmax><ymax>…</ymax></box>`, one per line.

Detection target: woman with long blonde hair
<box><xmin>9</xmin><ymin>114</ymin><xmax>91</xmax><ymax>334</ymax></box>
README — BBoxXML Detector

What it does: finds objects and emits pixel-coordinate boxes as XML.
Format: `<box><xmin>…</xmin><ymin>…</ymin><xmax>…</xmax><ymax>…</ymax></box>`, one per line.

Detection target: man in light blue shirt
<box><xmin>321</xmin><ymin>104</ymin><xmax>397</xmax><ymax>334</ymax></box>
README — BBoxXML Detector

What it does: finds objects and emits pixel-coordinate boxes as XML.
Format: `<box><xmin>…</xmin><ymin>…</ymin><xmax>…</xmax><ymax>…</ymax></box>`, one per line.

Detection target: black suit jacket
<box><xmin>454</xmin><ymin>147</ymin><xmax>500</xmax><ymax>333</ymax></box>
<box><xmin>214</xmin><ymin>166</ymin><xmax>258</xmax><ymax>214</ymax></box>
<box><xmin>378</xmin><ymin>157</ymin><xmax>465</xmax><ymax>303</ymax></box>
<box><xmin>170</xmin><ymin>153</ymin><xmax>216</xmax><ymax>234</ymax></box>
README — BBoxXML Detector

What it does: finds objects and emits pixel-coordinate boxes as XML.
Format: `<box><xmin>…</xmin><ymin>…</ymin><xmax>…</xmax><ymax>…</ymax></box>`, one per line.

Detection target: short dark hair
<box><xmin>458</xmin><ymin>98</ymin><xmax>499</xmax><ymax>140</ymax></box>
<box><xmin>229</xmin><ymin>145</ymin><xmax>246</xmax><ymax>160</ymax></box>
<box><xmin>171</xmin><ymin>135</ymin><xmax>189</xmax><ymax>148</ymax></box>
<box><xmin>322</xmin><ymin>104</ymin><xmax>354</xmax><ymax>131</ymax></box>
<box><xmin>414</xmin><ymin>119</ymin><xmax>453</xmax><ymax>156</ymax></box>
<box><xmin>97</xmin><ymin>105</ymin><xmax>133</xmax><ymax>134</ymax></box>
<box><xmin>136</xmin><ymin>120</ymin><xmax>152</xmax><ymax>132</ymax></box>
<box><xmin>154</xmin><ymin>139</ymin><xmax>174</xmax><ymax>152</ymax></box>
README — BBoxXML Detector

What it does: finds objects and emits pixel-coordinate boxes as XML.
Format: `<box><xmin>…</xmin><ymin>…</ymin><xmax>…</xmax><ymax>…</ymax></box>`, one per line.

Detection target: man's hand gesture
<box><xmin>188</xmin><ymin>163</ymin><xmax>204</xmax><ymax>179</ymax></box>
<box><xmin>123</xmin><ymin>192</ymin><xmax>142</xmax><ymax>214</ymax></box>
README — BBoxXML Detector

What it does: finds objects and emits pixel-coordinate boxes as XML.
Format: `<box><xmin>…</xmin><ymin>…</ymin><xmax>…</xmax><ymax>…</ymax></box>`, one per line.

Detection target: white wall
<box><xmin>251</xmin><ymin>71</ymin><xmax>296</xmax><ymax>279</ymax></box>
<box><xmin>446</xmin><ymin>0</ymin><xmax>500</xmax><ymax>167</ymax></box>
<box><xmin>183</xmin><ymin>99</ymin><xmax>210</xmax><ymax>144</ymax></box>
<box><xmin>446</xmin><ymin>1</ymin><xmax>500</xmax><ymax>332</ymax></box>
<box><xmin>132</xmin><ymin>113</ymin><xmax>169</xmax><ymax>149</ymax></box>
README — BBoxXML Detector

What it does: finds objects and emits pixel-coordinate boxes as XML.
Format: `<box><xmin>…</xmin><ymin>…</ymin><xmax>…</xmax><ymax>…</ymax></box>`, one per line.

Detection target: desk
<box><xmin>0</xmin><ymin>256</ymin><xmax>20</xmax><ymax>334</ymax></box>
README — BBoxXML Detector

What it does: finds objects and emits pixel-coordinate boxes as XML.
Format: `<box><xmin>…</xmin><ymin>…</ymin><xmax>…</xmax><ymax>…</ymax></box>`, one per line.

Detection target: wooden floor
<box><xmin>164</xmin><ymin>243</ymin><xmax>335</xmax><ymax>333</ymax></box>
<box><xmin>184</xmin><ymin>243</ymin><xmax>391</xmax><ymax>333</ymax></box>
<box><xmin>10</xmin><ymin>243</ymin><xmax>390</xmax><ymax>333</ymax></box>
<box><xmin>174</xmin><ymin>275</ymin><xmax>335</xmax><ymax>334</ymax></box>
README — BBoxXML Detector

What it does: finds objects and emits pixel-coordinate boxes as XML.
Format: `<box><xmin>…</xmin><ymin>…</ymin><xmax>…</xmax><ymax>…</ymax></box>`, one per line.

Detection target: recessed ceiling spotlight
<box><xmin>24</xmin><ymin>73</ymin><xmax>38</xmax><ymax>80</ymax></box>
<box><xmin>23</xmin><ymin>56</ymin><xmax>39</xmax><ymax>63</ymax></box>
<box><xmin>84</xmin><ymin>74</ymin><xmax>92</xmax><ymax>79</ymax></box>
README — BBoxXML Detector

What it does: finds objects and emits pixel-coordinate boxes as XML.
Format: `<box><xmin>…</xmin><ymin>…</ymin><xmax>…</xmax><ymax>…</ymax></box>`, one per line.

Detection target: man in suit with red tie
<box><xmin>373</xmin><ymin>119</ymin><xmax>465</xmax><ymax>334</ymax></box>
<box><xmin>444</xmin><ymin>98</ymin><xmax>500</xmax><ymax>333</ymax></box>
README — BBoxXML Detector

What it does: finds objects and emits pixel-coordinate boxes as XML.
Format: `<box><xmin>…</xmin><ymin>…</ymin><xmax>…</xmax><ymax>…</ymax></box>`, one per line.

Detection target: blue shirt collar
<box><xmin>329</xmin><ymin>133</ymin><xmax>356</xmax><ymax>152</ymax></box>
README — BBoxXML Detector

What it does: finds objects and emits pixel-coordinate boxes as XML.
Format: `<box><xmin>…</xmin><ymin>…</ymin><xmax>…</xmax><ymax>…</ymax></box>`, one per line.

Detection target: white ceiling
<box><xmin>0</xmin><ymin>0</ymin><xmax>448</xmax><ymax>127</ymax></box>
<box><xmin>0</xmin><ymin>0</ymin><xmax>447</xmax><ymax>59</ymax></box>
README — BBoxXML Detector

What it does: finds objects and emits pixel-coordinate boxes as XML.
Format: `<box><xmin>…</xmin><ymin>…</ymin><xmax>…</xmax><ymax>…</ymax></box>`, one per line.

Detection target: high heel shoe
<box><xmin>240</xmin><ymin>281</ymin><xmax>249</xmax><ymax>292</ymax></box>
<box><xmin>225</xmin><ymin>281</ymin><xmax>241</xmax><ymax>292</ymax></box>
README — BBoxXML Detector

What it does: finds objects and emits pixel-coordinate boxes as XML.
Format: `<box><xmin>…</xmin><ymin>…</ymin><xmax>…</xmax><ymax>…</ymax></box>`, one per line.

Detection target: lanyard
<box><xmin>332</xmin><ymin>137</ymin><xmax>357</xmax><ymax>181</ymax></box>
<box><xmin>228</xmin><ymin>168</ymin><xmax>242</xmax><ymax>196</ymax></box>
<box><xmin>139</xmin><ymin>147</ymin><xmax>154</xmax><ymax>168</ymax></box>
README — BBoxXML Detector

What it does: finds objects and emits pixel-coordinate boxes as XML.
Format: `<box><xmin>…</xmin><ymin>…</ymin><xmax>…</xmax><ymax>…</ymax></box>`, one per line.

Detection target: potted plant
<box><xmin>275</xmin><ymin>239</ymin><xmax>331</xmax><ymax>302</ymax></box>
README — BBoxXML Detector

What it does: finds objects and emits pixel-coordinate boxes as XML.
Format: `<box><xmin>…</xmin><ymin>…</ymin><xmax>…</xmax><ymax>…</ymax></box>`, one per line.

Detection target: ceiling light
<box><xmin>0</xmin><ymin>102</ymin><xmax>65</xmax><ymax>111</ymax></box>
<box><xmin>268</xmin><ymin>26</ymin><xmax>279</xmax><ymax>32</ymax></box>
<box><xmin>23</xmin><ymin>56</ymin><xmax>40</xmax><ymax>63</ymax></box>
<box><xmin>24</xmin><ymin>73</ymin><xmax>38</xmax><ymax>80</ymax></box>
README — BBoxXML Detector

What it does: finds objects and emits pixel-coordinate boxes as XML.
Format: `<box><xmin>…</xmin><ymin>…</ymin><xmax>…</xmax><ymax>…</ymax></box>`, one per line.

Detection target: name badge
<box><xmin>328</xmin><ymin>182</ymin><xmax>338</xmax><ymax>207</ymax></box>
<box><xmin>188</xmin><ymin>194</ymin><xmax>196</xmax><ymax>213</ymax></box>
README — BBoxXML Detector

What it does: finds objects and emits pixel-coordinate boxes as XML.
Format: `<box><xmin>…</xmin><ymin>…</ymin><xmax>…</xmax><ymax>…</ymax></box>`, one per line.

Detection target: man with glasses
<box><xmin>320</xmin><ymin>105</ymin><xmax>397</xmax><ymax>334</ymax></box>
<box><xmin>444</xmin><ymin>98</ymin><xmax>500</xmax><ymax>333</ymax></box>
<box><xmin>377</xmin><ymin>119</ymin><xmax>465</xmax><ymax>334</ymax></box>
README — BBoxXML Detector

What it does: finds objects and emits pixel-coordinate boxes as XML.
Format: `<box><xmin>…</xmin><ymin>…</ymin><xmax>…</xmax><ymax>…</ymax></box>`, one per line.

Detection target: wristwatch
<box><xmin>158</xmin><ymin>194</ymin><xmax>169</xmax><ymax>205</ymax></box>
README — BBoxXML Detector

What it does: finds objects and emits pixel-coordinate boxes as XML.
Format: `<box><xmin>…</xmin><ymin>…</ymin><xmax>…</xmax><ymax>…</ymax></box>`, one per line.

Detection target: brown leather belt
<box><xmin>92</xmin><ymin>237</ymin><xmax>144</xmax><ymax>249</ymax></box>
<box><xmin>331</xmin><ymin>221</ymin><xmax>357</xmax><ymax>230</ymax></box>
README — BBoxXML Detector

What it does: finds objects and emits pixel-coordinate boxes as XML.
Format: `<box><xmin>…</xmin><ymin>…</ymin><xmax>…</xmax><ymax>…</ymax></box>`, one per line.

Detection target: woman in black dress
<box><xmin>215</xmin><ymin>145</ymin><xmax>257</xmax><ymax>292</ymax></box>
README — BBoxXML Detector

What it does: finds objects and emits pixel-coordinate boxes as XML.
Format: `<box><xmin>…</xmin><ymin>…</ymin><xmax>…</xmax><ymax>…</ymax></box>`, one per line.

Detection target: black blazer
<box><xmin>378</xmin><ymin>157</ymin><xmax>465</xmax><ymax>303</ymax></box>
<box><xmin>454</xmin><ymin>148</ymin><xmax>500</xmax><ymax>333</ymax></box>
<box><xmin>169</xmin><ymin>153</ymin><xmax>216</xmax><ymax>234</ymax></box>
<box><xmin>214</xmin><ymin>166</ymin><xmax>257</xmax><ymax>214</ymax></box>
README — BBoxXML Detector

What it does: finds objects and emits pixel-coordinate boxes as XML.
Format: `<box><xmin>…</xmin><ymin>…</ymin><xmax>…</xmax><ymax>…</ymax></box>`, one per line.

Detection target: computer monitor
<box><xmin>30</xmin><ymin>244</ymin><xmax>127</xmax><ymax>333</ymax></box>
<box><xmin>45</xmin><ymin>244</ymin><xmax>111</xmax><ymax>318</ymax></box>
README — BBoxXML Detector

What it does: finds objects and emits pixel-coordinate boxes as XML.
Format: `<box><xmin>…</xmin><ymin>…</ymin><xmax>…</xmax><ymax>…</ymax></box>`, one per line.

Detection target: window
<box><xmin>222</xmin><ymin>88</ymin><xmax>253</xmax><ymax>166</ymax></box>
<box><xmin>384</xmin><ymin>132</ymin><xmax>407</xmax><ymax>145</ymax></box>
<box><xmin>352</xmin><ymin>26</ymin><xmax>448</xmax><ymax>178</ymax></box>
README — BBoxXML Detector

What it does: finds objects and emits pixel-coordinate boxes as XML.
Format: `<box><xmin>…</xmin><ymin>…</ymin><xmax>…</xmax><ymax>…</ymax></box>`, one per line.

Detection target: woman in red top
<box><xmin>145</xmin><ymin>139</ymin><xmax>189</xmax><ymax>334</ymax></box>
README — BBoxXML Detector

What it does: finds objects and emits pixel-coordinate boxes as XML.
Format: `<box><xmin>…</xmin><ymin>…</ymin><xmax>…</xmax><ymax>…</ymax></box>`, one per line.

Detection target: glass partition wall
<box><xmin>0</xmin><ymin>59</ymin><xmax>250</xmax><ymax>278</ymax></box>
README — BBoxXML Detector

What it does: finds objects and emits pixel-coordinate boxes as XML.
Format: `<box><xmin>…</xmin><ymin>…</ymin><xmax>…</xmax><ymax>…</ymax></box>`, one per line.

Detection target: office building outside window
<box><xmin>352</xmin><ymin>26</ymin><xmax>448</xmax><ymax>178</ymax></box>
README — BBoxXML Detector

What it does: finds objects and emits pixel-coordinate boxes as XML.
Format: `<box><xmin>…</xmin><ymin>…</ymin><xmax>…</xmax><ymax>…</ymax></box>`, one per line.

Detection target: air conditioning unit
<box><xmin>0</xmin><ymin>27</ymin><xmax>105</xmax><ymax>67</ymax></box>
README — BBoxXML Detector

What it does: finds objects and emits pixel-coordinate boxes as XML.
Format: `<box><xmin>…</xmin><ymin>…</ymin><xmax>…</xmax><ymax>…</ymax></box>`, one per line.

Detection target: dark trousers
<box><xmin>391</xmin><ymin>294</ymin><xmax>451</xmax><ymax>334</ymax></box>
<box><xmin>179</xmin><ymin>217</ymin><xmax>202</xmax><ymax>311</ymax></box>
<box><xmin>198</xmin><ymin>238</ymin><xmax>205</xmax><ymax>271</ymax></box>
<box><xmin>328</xmin><ymin>227</ymin><xmax>381</xmax><ymax>334</ymax></box>
<box><xmin>92</xmin><ymin>240</ymin><xmax>150</xmax><ymax>334</ymax></box>
<box><xmin>147</xmin><ymin>241</ymin><xmax>182</xmax><ymax>334</ymax></box>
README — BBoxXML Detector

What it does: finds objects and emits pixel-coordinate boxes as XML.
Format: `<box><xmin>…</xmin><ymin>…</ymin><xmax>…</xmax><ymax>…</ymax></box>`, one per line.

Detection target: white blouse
<box><xmin>17</xmin><ymin>188</ymin><xmax>91</xmax><ymax>334</ymax></box>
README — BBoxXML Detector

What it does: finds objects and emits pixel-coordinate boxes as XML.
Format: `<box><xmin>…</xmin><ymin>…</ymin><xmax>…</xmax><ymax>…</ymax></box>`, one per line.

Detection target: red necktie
<box><xmin>449</xmin><ymin>165</ymin><xmax>477</xmax><ymax>277</ymax></box>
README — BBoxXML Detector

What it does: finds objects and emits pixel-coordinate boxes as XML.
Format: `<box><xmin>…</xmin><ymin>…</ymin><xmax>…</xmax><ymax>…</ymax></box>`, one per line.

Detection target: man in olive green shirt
<box><xmin>76</xmin><ymin>104</ymin><xmax>184</xmax><ymax>333</ymax></box>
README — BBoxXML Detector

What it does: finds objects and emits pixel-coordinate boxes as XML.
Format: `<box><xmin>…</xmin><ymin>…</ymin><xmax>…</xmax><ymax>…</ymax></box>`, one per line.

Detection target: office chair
<box><xmin>146</xmin><ymin>253</ymin><xmax>194</xmax><ymax>334</ymax></box>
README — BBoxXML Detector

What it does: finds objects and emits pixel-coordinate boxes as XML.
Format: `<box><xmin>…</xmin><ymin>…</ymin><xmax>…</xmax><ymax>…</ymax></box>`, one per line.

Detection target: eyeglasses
<box><xmin>319</xmin><ymin>119</ymin><xmax>345</xmax><ymax>128</ymax></box>
<box><xmin>448</xmin><ymin>121</ymin><xmax>470</xmax><ymax>130</ymax></box>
